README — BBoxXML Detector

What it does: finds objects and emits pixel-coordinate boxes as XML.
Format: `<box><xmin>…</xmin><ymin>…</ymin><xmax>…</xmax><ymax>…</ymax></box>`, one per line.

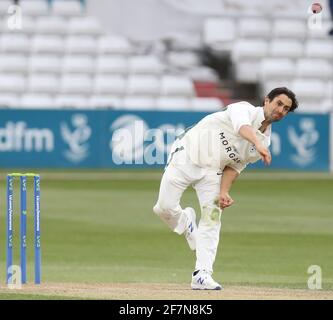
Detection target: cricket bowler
<box><xmin>153</xmin><ymin>87</ymin><xmax>298</xmax><ymax>290</ymax></box>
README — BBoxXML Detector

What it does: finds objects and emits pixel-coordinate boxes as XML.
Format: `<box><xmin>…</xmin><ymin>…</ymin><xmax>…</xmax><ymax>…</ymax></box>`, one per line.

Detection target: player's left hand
<box><xmin>219</xmin><ymin>193</ymin><xmax>234</xmax><ymax>209</ymax></box>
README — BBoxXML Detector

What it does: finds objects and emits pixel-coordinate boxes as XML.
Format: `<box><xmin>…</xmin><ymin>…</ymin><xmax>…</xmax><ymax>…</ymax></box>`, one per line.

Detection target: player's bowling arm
<box><xmin>219</xmin><ymin>166</ymin><xmax>239</xmax><ymax>209</ymax></box>
<box><xmin>238</xmin><ymin>125</ymin><xmax>271</xmax><ymax>165</ymax></box>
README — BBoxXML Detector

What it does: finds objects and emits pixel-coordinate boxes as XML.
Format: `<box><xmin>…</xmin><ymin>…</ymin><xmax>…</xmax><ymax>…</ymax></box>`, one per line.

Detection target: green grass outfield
<box><xmin>0</xmin><ymin>170</ymin><xmax>332</xmax><ymax>298</ymax></box>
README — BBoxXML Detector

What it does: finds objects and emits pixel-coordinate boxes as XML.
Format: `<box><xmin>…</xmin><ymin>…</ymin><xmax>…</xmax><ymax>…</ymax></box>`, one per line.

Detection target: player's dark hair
<box><xmin>266</xmin><ymin>87</ymin><xmax>298</xmax><ymax>112</ymax></box>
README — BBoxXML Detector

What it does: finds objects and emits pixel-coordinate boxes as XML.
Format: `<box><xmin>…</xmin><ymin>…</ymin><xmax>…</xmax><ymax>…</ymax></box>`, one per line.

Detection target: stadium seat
<box><xmin>20</xmin><ymin>94</ymin><xmax>54</xmax><ymax>109</ymax></box>
<box><xmin>0</xmin><ymin>74</ymin><xmax>26</xmax><ymax>93</ymax></box>
<box><xmin>60</xmin><ymin>74</ymin><xmax>93</xmax><ymax>94</ymax></box>
<box><xmin>0</xmin><ymin>54</ymin><xmax>28</xmax><ymax>72</ymax></box>
<box><xmin>127</xmin><ymin>75</ymin><xmax>161</xmax><ymax>96</ymax></box>
<box><xmin>89</xmin><ymin>95</ymin><xmax>122</xmax><ymax>109</ymax></box>
<box><xmin>186</xmin><ymin>66</ymin><xmax>219</xmax><ymax>82</ymax></box>
<box><xmin>54</xmin><ymin>95</ymin><xmax>88</xmax><ymax>108</ymax></box>
<box><xmin>29</xmin><ymin>54</ymin><xmax>62</xmax><ymax>73</ymax></box>
<box><xmin>94</xmin><ymin>75</ymin><xmax>126</xmax><ymax>95</ymax></box>
<box><xmin>68</xmin><ymin>17</ymin><xmax>102</xmax><ymax>35</ymax></box>
<box><xmin>296</xmin><ymin>59</ymin><xmax>333</xmax><ymax>79</ymax></box>
<box><xmin>65</xmin><ymin>35</ymin><xmax>97</xmax><ymax>54</ymax></box>
<box><xmin>272</xmin><ymin>19</ymin><xmax>307</xmax><ymax>39</ymax></box>
<box><xmin>63</xmin><ymin>55</ymin><xmax>95</xmax><ymax>73</ymax></box>
<box><xmin>51</xmin><ymin>0</ymin><xmax>83</xmax><ymax>17</ymax></box>
<box><xmin>96</xmin><ymin>55</ymin><xmax>128</xmax><ymax>74</ymax></box>
<box><xmin>291</xmin><ymin>79</ymin><xmax>326</xmax><ymax>99</ymax></box>
<box><xmin>35</xmin><ymin>16</ymin><xmax>68</xmax><ymax>35</ymax></box>
<box><xmin>260</xmin><ymin>58</ymin><xmax>296</xmax><ymax>79</ymax></box>
<box><xmin>0</xmin><ymin>1</ymin><xmax>13</xmax><ymax>16</ymax></box>
<box><xmin>122</xmin><ymin>96</ymin><xmax>157</xmax><ymax>110</ymax></box>
<box><xmin>203</xmin><ymin>18</ymin><xmax>236</xmax><ymax>50</ymax></box>
<box><xmin>167</xmin><ymin>32</ymin><xmax>202</xmax><ymax>51</ymax></box>
<box><xmin>28</xmin><ymin>74</ymin><xmax>60</xmax><ymax>93</ymax></box>
<box><xmin>0</xmin><ymin>33</ymin><xmax>30</xmax><ymax>53</ymax></box>
<box><xmin>128</xmin><ymin>56</ymin><xmax>164</xmax><ymax>75</ymax></box>
<box><xmin>160</xmin><ymin>75</ymin><xmax>194</xmax><ymax>97</ymax></box>
<box><xmin>305</xmin><ymin>40</ymin><xmax>333</xmax><ymax>59</ymax></box>
<box><xmin>0</xmin><ymin>94</ymin><xmax>20</xmax><ymax>108</ymax></box>
<box><xmin>31</xmin><ymin>35</ymin><xmax>64</xmax><ymax>54</ymax></box>
<box><xmin>238</xmin><ymin>18</ymin><xmax>271</xmax><ymax>38</ymax></box>
<box><xmin>261</xmin><ymin>80</ymin><xmax>292</xmax><ymax>96</ymax></box>
<box><xmin>98</xmin><ymin>35</ymin><xmax>133</xmax><ymax>55</ymax></box>
<box><xmin>234</xmin><ymin>60</ymin><xmax>261</xmax><ymax>83</ymax></box>
<box><xmin>20</xmin><ymin>0</ymin><xmax>49</xmax><ymax>16</ymax></box>
<box><xmin>190</xmin><ymin>97</ymin><xmax>222</xmax><ymax>112</ymax></box>
<box><xmin>166</xmin><ymin>51</ymin><xmax>200</xmax><ymax>69</ymax></box>
<box><xmin>270</xmin><ymin>40</ymin><xmax>303</xmax><ymax>58</ymax></box>
<box><xmin>156</xmin><ymin>97</ymin><xmax>191</xmax><ymax>111</ymax></box>
<box><xmin>232</xmin><ymin>40</ymin><xmax>269</xmax><ymax>60</ymax></box>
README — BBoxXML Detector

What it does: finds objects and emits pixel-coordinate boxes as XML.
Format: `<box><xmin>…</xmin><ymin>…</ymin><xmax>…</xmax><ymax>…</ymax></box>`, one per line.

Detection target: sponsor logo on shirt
<box><xmin>219</xmin><ymin>132</ymin><xmax>241</xmax><ymax>163</ymax></box>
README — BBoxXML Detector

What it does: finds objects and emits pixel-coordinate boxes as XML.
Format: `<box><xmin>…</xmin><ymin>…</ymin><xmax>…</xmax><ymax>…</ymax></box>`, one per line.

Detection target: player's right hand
<box><xmin>219</xmin><ymin>193</ymin><xmax>234</xmax><ymax>209</ymax></box>
<box><xmin>255</xmin><ymin>143</ymin><xmax>271</xmax><ymax>165</ymax></box>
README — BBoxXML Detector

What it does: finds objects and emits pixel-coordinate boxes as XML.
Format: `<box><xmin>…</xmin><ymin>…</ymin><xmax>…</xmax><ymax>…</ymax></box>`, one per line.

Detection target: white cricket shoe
<box><xmin>183</xmin><ymin>207</ymin><xmax>197</xmax><ymax>251</ymax></box>
<box><xmin>191</xmin><ymin>270</ymin><xmax>222</xmax><ymax>290</ymax></box>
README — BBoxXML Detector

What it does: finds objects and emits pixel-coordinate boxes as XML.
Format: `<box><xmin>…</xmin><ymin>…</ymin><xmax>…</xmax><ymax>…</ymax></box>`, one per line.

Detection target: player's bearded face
<box><xmin>264</xmin><ymin>94</ymin><xmax>292</xmax><ymax>123</ymax></box>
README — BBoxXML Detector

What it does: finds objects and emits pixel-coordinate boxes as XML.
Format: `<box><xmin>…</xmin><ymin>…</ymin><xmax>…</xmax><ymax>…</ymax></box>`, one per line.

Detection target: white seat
<box><xmin>160</xmin><ymin>75</ymin><xmax>194</xmax><ymax>97</ymax></box>
<box><xmin>20</xmin><ymin>0</ymin><xmax>49</xmax><ymax>16</ymax></box>
<box><xmin>68</xmin><ymin>17</ymin><xmax>102</xmax><ymax>35</ymax></box>
<box><xmin>96</xmin><ymin>55</ymin><xmax>128</xmax><ymax>74</ymax></box>
<box><xmin>31</xmin><ymin>35</ymin><xmax>64</xmax><ymax>54</ymax></box>
<box><xmin>127</xmin><ymin>75</ymin><xmax>160</xmax><ymax>96</ymax></box>
<box><xmin>28</xmin><ymin>74</ymin><xmax>60</xmax><ymax>93</ymax></box>
<box><xmin>167</xmin><ymin>51</ymin><xmax>200</xmax><ymax>69</ymax></box>
<box><xmin>270</xmin><ymin>40</ymin><xmax>303</xmax><ymax>58</ymax></box>
<box><xmin>0</xmin><ymin>1</ymin><xmax>13</xmax><ymax>16</ymax></box>
<box><xmin>20</xmin><ymin>94</ymin><xmax>54</xmax><ymax>109</ymax></box>
<box><xmin>2</xmin><ymin>17</ymin><xmax>36</xmax><ymax>34</ymax></box>
<box><xmin>260</xmin><ymin>58</ymin><xmax>296</xmax><ymax>79</ymax></box>
<box><xmin>0</xmin><ymin>54</ymin><xmax>28</xmax><ymax>72</ymax></box>
<box><xmin>238</xmin><ymin>18</ymin><xmax>271</xmax><ymax>38</ymax></box>
<box><xmin>52</xmin><ymin>0</ymin><xmax>83</xmax><ymax>16</ymax></box>
<box><xmin>122</xmin><ymin>96</ymin><xmax>156</xmax><ymax>110</ymax></box>
<box><xmin>98</xmin><ymin>36</ymin><xmax>133</xmax><ymax>55</ymax></box>
<box><xmin>54</xmin><ymin>95</ymin><xmax>88</xmax><ymax>108</ymax></box>
<box><xmin>296</xmin><ymin>59</ymin><xmax>333</xmax><ymax>79</ymax></box>
<box><xmin>290</xmin><ymin>79</ymin><xmax>326</xmax><ymax>99</ymax></box>
<box><xmin>305</xmin><ymin>40</ymin><xmax>333</xmax><ymax>59</ymax></box>
<box><xmin>94</xmin><ymin>75</ymin><xmax>126</xmax><ymax>95</ymax></box>
<box><xmin>0</xmin><ymin>94</ymin><xmax>20</xmax><ymax>108</ymax></box>
<box><xmin>272</xmin><ymin>19</ymin><xmax>307</xmax><ymax>39</ymax></box>
<box><xmin>234</xmin><ymin>60</ymin><xmax>261</xmax><ymax>83</ymax></box>
<box><xmin>0</xmin><ymin>34</ymin><xmax>30</xmax><ymax>52</ymax></box>
<box><xmin>60</xmin><ymin>75</ymin><xmax>93</xmax><ymax>94</ymax></box>
<box><xmin>167</xmin><ymin>32</ymin><xmax>202</xmax><ymax>51</ymax></box>
<box><xmin>89</xmin><ymin>95</ymin><xmax>122</xmax><ymax>109</ymax></box>
<box><xmin>261</xmin><ymin>81</ymin><xmax>292</xmax><ymax>97</ymax></box>
<box><xmin>35</xmin><ymin>16</ymin><xmax>68</xmax><ymax>35</ymax></box>
<box><xmin>63</xmin><ymin>55</ymin><xmax>95</xmax><ymax>73</ymax></box>
<box><xmin>320</xmin><ymin>99</ymin><xmax>333</xmax><ymax>112</ymax></box>
<box><xmin>186</xmin><ymin>67</ymin><xmax>219</xmax><ymax>82</ymax></box>
<box><xmin>190</xmin><ymin>97</ymin><xmax>222</xmax><ymax>112</ymax></box>
<box><xmin>0</xmin><ymin>74</ymin><xmax>26</xmax><ymax>93</ymax></box>
<box><xmin>66</xmin><ymin>35</ymin><xmax>96</xmax><ymax>54</ymax></box>
<box><xmin>203</xmin><ymin>18</ymin><xmax>236</xmax><ymax>49</ymax></box>
<box><xmin>232</xmin><ymin>40</ymin><xmax>269</xmax><ymax>61</ymax></box>
<box><xmin>29</xmin><ymin>54</ymin><xmax>62</xmax><ymax>73</ymax></box>
<box><xmin>128</xmin><ymin>56</ymin><xmax>164</xmax><ymax>75</ymax></box>
<box><xmin>156</xmin><ymin>97</ymin><xmax>191</xmax><ymax>111</ymax></box>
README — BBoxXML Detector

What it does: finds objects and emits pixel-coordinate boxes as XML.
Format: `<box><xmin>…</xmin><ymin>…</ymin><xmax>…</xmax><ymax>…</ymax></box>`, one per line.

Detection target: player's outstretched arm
<box><xmin>219</xmin><ymin>166</ymin><xmax>239</xmax><ymax>209</ymax></box>
<box><xmin>238</xmin><ymin>125</ymin><xmax>271</xmax><ymax>165</ymax></box>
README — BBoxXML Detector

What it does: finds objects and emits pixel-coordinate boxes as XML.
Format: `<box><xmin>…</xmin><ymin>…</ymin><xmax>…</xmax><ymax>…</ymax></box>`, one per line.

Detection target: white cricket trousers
<box><xmin>153</xmin><ymin>161</ymin><xmax>222</xmax><ymax>273</ymax></box>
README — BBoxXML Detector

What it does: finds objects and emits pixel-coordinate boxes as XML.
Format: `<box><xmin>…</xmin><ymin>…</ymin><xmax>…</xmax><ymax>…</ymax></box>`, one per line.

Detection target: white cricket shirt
<box><xmin>171</xmin><ymin>101</ymin><xmax>271</xmax><ymax>173</ymax></box>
